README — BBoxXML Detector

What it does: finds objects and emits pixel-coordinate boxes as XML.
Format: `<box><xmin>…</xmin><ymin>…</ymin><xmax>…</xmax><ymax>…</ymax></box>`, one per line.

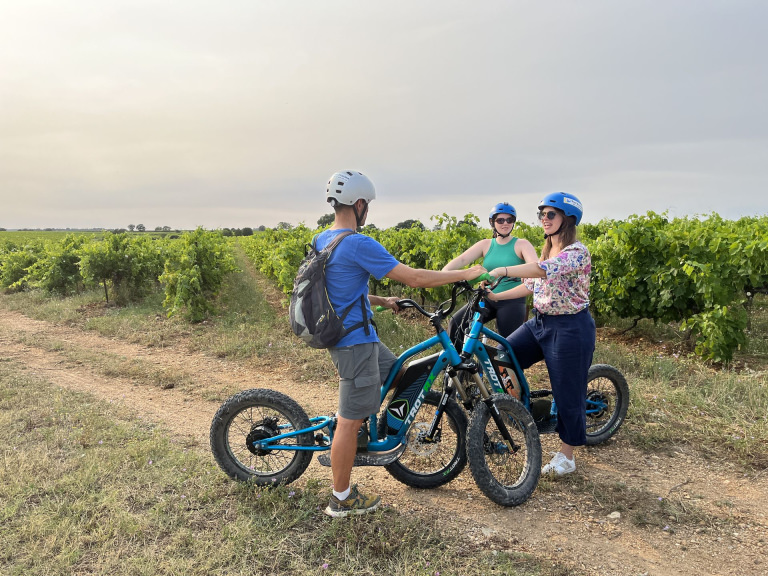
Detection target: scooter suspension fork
<box><xmin>483</xmin><ymin>397</ymin><xmax>522</xmax><ymax>453</ymax></box>
<box><xmin>423</xmin><ymin>386</ymin><xmax>453</xmax><ymax>441</ymax></box>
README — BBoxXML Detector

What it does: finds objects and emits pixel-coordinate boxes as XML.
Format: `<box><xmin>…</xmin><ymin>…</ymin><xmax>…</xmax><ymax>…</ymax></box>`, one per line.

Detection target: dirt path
<box><xmin>1</xmin><ymin>307</ymin><xmax>766</xmax><ymax>576</ymax></box>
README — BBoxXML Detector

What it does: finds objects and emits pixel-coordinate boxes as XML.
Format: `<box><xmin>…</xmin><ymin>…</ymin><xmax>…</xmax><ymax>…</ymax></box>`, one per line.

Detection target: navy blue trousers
<box><xmin>505</xmin><ymin>308</ymin><xmax>596</xmax><ymax>446</ymax></box>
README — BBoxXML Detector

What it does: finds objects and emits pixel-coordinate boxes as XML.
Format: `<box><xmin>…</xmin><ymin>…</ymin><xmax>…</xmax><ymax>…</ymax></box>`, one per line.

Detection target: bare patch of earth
<box><xmin>1</xmin><ymin>308</ymin><xmax>766</xmax><ymax>576</ymax></box>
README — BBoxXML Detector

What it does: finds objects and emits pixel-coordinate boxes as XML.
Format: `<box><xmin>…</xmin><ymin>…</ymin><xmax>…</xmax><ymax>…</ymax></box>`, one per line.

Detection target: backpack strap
<box><xmin>336</xmin><ymin>295</ymin><xmax>371</xmax><ymax>338</ymax></box>
<box><xmin>360</xmin><ymin>294</ymin><xmax>371</xmax><ymax>336</ymax></box>
<box><xmin>317</xmin><ymin>229</ymin><xmax>355</xmax><ymax>252</ymax></box>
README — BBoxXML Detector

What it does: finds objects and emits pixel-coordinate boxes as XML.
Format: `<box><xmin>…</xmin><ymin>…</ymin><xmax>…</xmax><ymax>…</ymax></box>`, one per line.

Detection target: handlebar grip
<box><xmin>470</xmin><ymin>272</ymin><xmax>494</xmax><ymax>284</ymax></box>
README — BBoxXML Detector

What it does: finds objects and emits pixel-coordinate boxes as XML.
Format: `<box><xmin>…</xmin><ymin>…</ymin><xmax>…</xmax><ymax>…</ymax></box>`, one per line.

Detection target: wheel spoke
<box><xmin>210</xmin><ymin>389</ymin><xmax>313</xmax><ymax>485</ymax></box>
<box><xmin>584</xmin><ymin>365</ymin><xmax>630</xmax><ymax>446</ymax></box>
<box><xmin>382</xmin><ymin>391</ymin><xmax>468</xmax><ymax>489</ymax></box>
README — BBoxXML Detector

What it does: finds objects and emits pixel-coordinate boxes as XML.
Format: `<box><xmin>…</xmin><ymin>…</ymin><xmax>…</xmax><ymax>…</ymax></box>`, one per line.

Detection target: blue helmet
<box><xmin>538</xmin><ymin>192</ymin><xmax>583</xmax><ymax>225</ymax></box>
<box><xmin>489</xmin><ymin>202</ymin><xmax>516</xmax><ymax>223</ymax></box>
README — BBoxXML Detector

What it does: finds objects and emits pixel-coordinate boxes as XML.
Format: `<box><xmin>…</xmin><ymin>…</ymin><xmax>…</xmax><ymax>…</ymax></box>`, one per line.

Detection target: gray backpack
<box><xmin>289</xmin><ymin>231</ymin><xmax>369</xmax><ymax>349</ymax></box>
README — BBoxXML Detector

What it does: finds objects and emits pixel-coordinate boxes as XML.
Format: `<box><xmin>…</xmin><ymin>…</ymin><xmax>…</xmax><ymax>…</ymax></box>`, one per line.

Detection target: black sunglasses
<box><xmin>537</xmin><ymin>210</ymin><xmax>559</xmax><ymax>221</ymax></box>
<box><xmin>494</xmin><ymin>216</ymin><xmax>515</xmax><ymax>224</ymax></box>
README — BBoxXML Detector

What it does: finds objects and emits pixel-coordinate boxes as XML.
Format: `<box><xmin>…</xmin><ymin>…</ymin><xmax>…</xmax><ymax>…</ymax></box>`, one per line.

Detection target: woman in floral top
<box><xmin>487</xmin><ymin>192</ymin><xmax>595</xmax><ymax>477</ymax></box>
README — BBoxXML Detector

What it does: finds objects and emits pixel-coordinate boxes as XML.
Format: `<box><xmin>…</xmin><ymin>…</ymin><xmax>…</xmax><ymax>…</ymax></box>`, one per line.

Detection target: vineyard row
<box><xmin>2</xmin><ymin>213</ymin><xmax>766</xmax><ymax>362</ymax></box>
<box><xmin>240</xmin><ymin>212</ymin><xmax>768</xmax><ymax>363</ymax></box>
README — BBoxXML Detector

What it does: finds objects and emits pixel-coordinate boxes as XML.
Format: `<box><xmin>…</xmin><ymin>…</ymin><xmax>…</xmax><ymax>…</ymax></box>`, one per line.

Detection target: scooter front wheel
<box><xmin>380</xmin><ymin>391</ymin><xmax>468</xmax><ymax>489</ymax></box>
<box><xmin>466</xmin><ymin>394</ymin><xmax>542</xmax><ymax>506</ymax></box>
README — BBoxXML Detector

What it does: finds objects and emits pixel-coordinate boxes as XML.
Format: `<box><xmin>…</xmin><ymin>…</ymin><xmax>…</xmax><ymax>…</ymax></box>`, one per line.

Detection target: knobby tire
<box><xmin>210</xmin><ymin>388</ymin><xmax>313</xmax><ymax>485</ymax></box>
<box><xmin>467</xmin><ymin>394</ymin><xmax>542</xmax><ymax>506</ymax></box>
<box><xmin>584</xmin><ymin>364</ymin><xmax>630</xmax><ymax>446</ymax></box>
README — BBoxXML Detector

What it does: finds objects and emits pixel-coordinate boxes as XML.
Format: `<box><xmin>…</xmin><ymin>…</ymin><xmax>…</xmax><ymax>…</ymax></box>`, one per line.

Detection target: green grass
<box><xmin>0</xmin><ymin>362</ymin><xmax>551</xmax><ymax>576</ymax></box>
<box><xmin>623</xmin><ymin>366</ymin><xmax>768</xmax><ymax>468</ymax></box>
<box><xmin>0</xmin><ymin>287</ymin><xmax>106</xmax><ymax>324</ymax></box>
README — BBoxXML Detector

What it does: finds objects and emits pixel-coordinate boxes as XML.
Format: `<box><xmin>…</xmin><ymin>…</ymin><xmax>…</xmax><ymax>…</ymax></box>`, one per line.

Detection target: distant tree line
<box><xmin>220</xmin><ymin>228</ymin><xmax>254</xmax><ymax>237</ymax></box>
<box><xmin>2</xmin><ymin>217</ymin><xmax>470</xmax><ymax>236</ymax></box>
<box><xmin>315</xmin><ymin>213</ymin><xmax>447</xmax><ymax>231</ymax></box>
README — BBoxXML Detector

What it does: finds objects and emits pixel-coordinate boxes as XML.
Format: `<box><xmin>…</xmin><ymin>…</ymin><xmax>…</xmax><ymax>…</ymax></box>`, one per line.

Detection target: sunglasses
<box><xmin>494</xmin><ymin>216</ymin><xmax>515</xmax><ymax>225</ymax></box>
<box><xmin>537</xmin><ymin>210</ymin><xmax>559</xmax><ymax>221</ymax></box>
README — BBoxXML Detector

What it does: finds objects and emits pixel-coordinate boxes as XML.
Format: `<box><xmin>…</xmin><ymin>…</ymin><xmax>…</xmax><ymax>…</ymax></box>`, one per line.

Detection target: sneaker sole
<box><xmin>541</xmin><ymin>466</ymin><xmax>576</xmax><ymax>476</ymax></box>
<box><xmin>323</xmin><ymin>501</ymin><xmax>380</xmax><ymax>518</ymax></box>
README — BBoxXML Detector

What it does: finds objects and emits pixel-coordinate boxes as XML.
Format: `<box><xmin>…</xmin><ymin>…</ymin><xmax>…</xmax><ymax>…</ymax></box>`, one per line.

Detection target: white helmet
<box><xmin>325</xmin><ymin>171</ymin><xmax>376</xmax><ymax>207</ymax></box>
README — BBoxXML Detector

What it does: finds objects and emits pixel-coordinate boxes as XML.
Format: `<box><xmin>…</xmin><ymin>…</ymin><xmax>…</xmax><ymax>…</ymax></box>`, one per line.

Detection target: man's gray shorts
<box><xmin>329</xmin><ymin>342</ymin><xmax>397</xmax><ymax>420</ymax></box>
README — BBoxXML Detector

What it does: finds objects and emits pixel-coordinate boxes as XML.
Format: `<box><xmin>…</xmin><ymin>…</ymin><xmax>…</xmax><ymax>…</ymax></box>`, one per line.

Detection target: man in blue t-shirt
<box><xmin>320</xmin><ymin>170</ymin><xmax>485</xmax><ymax>518</ymax></box>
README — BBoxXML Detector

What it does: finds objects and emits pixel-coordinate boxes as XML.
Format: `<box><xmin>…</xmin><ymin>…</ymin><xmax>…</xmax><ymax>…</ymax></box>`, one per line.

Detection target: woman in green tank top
<box><xmin>442</xmin><ymin>202</ymin><xmax>538</xmax><ymax>345</ymax></box>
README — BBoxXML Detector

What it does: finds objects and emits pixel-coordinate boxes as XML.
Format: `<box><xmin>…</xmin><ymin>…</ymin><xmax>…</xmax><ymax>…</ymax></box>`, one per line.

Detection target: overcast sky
<box><xmin>1</xmin><ymin>1</ymin><xmax>767</xmax><ymax>230</ymax></box>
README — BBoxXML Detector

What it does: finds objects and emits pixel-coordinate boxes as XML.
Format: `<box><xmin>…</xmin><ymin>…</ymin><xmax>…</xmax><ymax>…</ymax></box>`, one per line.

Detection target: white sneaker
<box><xmin>542</xmin><ymin>452</ymin><xmax>576</xmax><ymax>476</ymax></box>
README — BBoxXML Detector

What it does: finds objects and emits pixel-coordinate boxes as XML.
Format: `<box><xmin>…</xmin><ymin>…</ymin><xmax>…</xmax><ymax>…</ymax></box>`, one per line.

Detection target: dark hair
<box><xmin>541</xmin><ymin>210</ymin><xmax>578</xmax><ymax>260</ymax></box>
<box><xmin>331</xmin><ymin>200</ymin><xmax>362</xmax><ymax>214</ymax></box>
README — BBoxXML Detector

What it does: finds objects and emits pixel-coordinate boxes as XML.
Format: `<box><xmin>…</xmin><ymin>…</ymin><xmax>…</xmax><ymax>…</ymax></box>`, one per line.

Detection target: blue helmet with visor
<box><xmin>489</xmin><ymin>202</ymin><xmax>517</xmax><ymax>238</ymax></box>
<box><xmin>489</xmin><ymin>202</ymin><xmax>516</xmax><ymax>222</ymax></box>
<box><xmin>538</xmin><ymin>192</ymin><xmax>583</xmax><ymax>225</ymax></box>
